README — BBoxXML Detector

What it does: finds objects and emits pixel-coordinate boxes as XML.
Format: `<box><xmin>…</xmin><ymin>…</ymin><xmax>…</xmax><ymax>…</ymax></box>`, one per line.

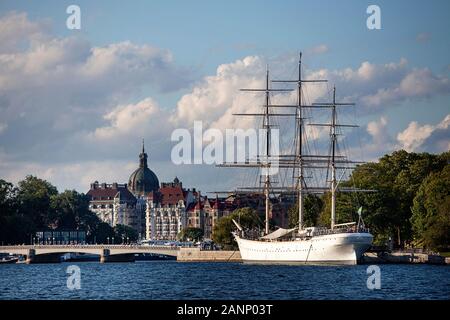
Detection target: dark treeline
<box><xmin>0</xmin><ymin>176</ymin><xmax>138</xmax><ymax>245</ymax></box>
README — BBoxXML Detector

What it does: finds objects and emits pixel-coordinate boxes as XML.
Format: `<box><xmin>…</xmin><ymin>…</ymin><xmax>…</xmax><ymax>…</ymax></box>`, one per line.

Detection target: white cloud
<box><xmin>304</xmin><ymin>58</ymin><xmax>450</xmax><ymax>111</ymax></box>
<box><xmin>171</xmin><ymin>55</ymin><xmax>266</xmax><ymax>130</ymax></box>
<box><xmin>363</xmin><ymin>68</ymin><xmax>450</xmax><ymax>107</ymax></box>
<box><xmin>0</xmin><ymin>122</ymin><xmax>7</xmax><ymax>134</ymax></box>
<box><xmin>92</xmin><ymin>98</ymin><xmax>162</xmax><ymax>140</ymax></box>
<box><xmin>1</xmin><ymin>11</ymin><xmax>450</xmax><ymax>193</ymax></box>
<box><xmin>0</xmin><ymin>11</ymin><xmax>191</xmax><ymax>165</ymax></box>
<box><xmin>0</xmin><ymin>11</ymin><xmax>50</xmax><ymax>54</ymax></box>
<box><xmin>348</xmin><ymin>116</ymin><xmax>397</xmax><ymax>161</ymax></box>
<box><xmin>416</xmin><ymin>32</ymin><xmax>431</xmax><ymax>43</ymax></box>
<box><xmin>367</xmin><ymin>116</ymin><xmax>390</xmax><ymax>144</ymax></box>
<box><xmin>396</xmin><ymin>114</ymin><xmax>450</xmax><ymax>152</ymax></box>
<box><xmin>306</xmin><ymin>44</ymin><xmax>329</xmax><ymax>55</ymax></box>
<box><xmin>0</xmin><ymin>159</ymin><xmax>136</xmax><ymax>193</ymax></box>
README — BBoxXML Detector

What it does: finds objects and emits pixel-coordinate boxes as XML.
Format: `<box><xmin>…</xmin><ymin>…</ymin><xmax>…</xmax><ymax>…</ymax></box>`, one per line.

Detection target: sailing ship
<box><xmin>220</xmin><ymin>53</ymin><xmax>373</xmax><ymax>264</ymax></box>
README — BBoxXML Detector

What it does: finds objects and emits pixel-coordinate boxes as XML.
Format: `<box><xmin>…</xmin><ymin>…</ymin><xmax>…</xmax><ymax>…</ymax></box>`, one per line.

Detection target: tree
<box><xmin>335</xmin><ymin>151</ymin><xmax>448</xmax><ymax>247</ymax></box>
<box><xmin>318</xmin><ymin>191</ymin><xmax>359</xmax><ymax>228</ymax></box>
<box><xmin>212</xmin><ymin>207</ymin><xmax>261</xmax><ymax>249</ymax></box>
<box><xmin>288</xmin><ymin>194</ymin><xmax>323</xmax><ymax>228</ymax></box>
<box><xmin>177</xmin><ymin>227</ymin><xmax>204</xmax><ymax>241</ymax></box>
<box><xmin>17</xmin><ymin>175</ymin><xmax>58</xmax><ymax>230</ymax></box>
<box><xmin>411</xmin><ymin>165</ymin><xmax>450</xmax><ymax>251</ymax></box>
<box><xmin>0</xmin><ymin>178</ymin><xmax>38</xmax><ymax>244</ymax></box>
<box><xmin>0</xmin><ymin>179</ymin><xmax>18</xmax><ymax>216</ymax></box>
<box><xmin>50</xmin><ymin>190</ymin><xmax>102</xmax><ymax>243</ymax></box>
<box><xmin>93</xmin><ymin>222</ymin><xmax>115</xmax><ymax>244</ymax></box>
<box><xmin>114</xmin><ymin>224</ymin><xmax>139</xmax><ymax>243</ymax></box>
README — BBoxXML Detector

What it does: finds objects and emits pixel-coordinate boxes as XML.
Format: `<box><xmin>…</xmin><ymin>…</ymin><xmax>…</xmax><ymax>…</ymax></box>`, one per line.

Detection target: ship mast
<box><xmin>272</xmin><ymin>53</ymin><xmax>326</xmax><ymax>232</ymax></box>
<box><xmin>219</xmin><ymin>67</ymin><xmax>294</xmax><ymax>235</ymax></box>
<box><xmin>331</xmin><ymin>87</ymin><xmax>337</xmax><ymax>229</ymax></box>
<box><xmin>217</xmin><ymin>53</ymin><xmax>372</xmax><ymax>237</ymax></box>
<box><xmin>311</xmin><ymin>88</ymin><xmax>357</xmax><ymax>230</ymax></box>
<box><xmin>264</xmin><ymin>68</ymin><xmax>271</xmax><ymax>234</ymax></box>
<box><xmin>297</xmin><ymin>53</ymin><xmax>304</xmax><ymax>231</ymax></box>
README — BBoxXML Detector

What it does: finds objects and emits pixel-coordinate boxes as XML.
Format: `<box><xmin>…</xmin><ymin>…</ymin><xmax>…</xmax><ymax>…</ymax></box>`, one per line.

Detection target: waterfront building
<box><xmin>146</xmin><ymin>178</ymin><xmax>197</xmax><ymax>240</ymax></box>
<box><xmin>86</xmin><ymin>182</ymin><xmax>140</xmax><ymax>231</ymax></box>
<box><xmin>128</xmin><ymin>141</ymin><xmax>160</xmax><ymax>197</ymax></box>
<box><xmin>86</xmin><ymin>140</ymin><xmax>290</xmax><ymax>240</ymax></box>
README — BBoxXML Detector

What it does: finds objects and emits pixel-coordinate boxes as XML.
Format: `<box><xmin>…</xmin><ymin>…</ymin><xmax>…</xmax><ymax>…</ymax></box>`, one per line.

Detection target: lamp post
<box><xmin>112</xmin><ymin>237</ymin><xmax>114</xmax><ymax>245</ymax></box>
<box><xmin>107</xmin><ymin>237</ymin><xmax>109</xmax><ymax>245</ymax></box>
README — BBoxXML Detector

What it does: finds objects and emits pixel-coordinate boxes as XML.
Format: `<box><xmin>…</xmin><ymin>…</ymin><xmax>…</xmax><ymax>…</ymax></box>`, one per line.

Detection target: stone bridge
<box><xmin>0</xmin><ymin>245</ymin><xmax>179</xmax><ymax>263</ymax></box>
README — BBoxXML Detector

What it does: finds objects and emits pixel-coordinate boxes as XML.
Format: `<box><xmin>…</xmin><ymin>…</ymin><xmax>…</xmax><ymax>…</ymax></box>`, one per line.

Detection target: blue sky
<box><xmin>3</xmin><ymin>0</ymin><xmax>449</xmax><ymax>122</ymax></box>
<box><xmin>0</xmin><ymin>0</ymin><xmax>449</xmax><ymax>192</ymax></box>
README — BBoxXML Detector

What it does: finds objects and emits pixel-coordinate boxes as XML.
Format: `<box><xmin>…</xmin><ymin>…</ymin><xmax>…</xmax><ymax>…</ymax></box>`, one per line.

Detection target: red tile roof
<box><xmin>87</xmin><ymin>183</ymin><xmax>136</xmax><ymax>203</ymax></box>
<box><xmin>159</xmin><ymin>186</ymin><xmax>185</xmax><ymax>206</ymax></box>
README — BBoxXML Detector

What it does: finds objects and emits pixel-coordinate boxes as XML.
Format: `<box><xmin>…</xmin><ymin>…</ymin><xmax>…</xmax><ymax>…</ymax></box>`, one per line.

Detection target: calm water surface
<box><xmin>0</xmin><ymin>261</ymin><xmax>449</xmax><ymax>300</ymax></box>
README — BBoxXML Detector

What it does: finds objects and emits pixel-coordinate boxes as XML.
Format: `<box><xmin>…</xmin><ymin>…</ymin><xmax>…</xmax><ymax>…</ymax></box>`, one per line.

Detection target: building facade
<box><xmin>86</xmin><ymin>182</ymin><xmax>140</xmax><ymax>231</ymax></box>
<box><xmin>146</xmin><ymin>178</ymin><xmax>196</xmax><ymax>240</ymax></box>
<box><xmin>86</xmin><ymin>140</ymin><xmax>291</xmax><ymax>240</ymax></box>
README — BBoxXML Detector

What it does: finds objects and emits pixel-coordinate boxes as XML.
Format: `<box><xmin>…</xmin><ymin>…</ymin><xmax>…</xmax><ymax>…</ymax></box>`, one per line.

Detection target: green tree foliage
<box><xmin>49</xmin><ymin>190</ymin><xmax>102</xmax><ymax>242</ymax></box>
<box><xmin>0</xmin><ymin>180</ymin><xmax>35</xmax><ymax>244</ymax></box>
<box><xmin>93</xmin><ymin>222</ymin><xmax>115</xmax><ymax>244</ymax></box>
<box><xmin>212</xmin><ymin>207</ymin><xmax>261</xmax><ymax>249</ymax></box>
<box><xmin>0</xmin><ymin>175</ymin><xmax>119</xmax><ymax>244</ymax></box>
<box><xmin>288</xmin><ymin>194</ymin><xmax>323</xmax><ymax>228</ymax></box>
<box><xmin>411</xmin><ymin>165</ymin><xmax>450</xmax><ymax>251</ymax></box>
<box><xmin>17</xmin><ymin>175</ymin><xmax>58</xmax><ymax>229</ymax></box>
<box><xmin>114</xmin><ymin>224</ymin><xmax>139</xmax><ymax>243</ymax></box>
<box><xmin>1</xmin><ymin>177</ymin><xmax>54</xmax><ymax>244</ymax></box>
<box><xmin>177</xmin><ymin>227</ymin><xmax>204</xmax><ymax>241</ymax></box>
<box><xmin>337</xmin><ymin>150</ymin><xmax>448</xmax><ymax>247</ymax></box>
<box><xmin>318</xmin><ymin>190</ymin><xmax>360</xmax><ymax>228</ymax></box>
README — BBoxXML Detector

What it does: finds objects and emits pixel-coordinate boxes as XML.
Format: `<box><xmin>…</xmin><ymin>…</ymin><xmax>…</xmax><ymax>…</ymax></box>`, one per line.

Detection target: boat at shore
<box><xmin>233</xmin><ymin>224</ymin><xmax>372</xmax><ymax>265</ymax></box>
<box><xmin>0</xmin><ymin>255</ymin><xmax>19</xmax><ymax>264</ymax></box>
<box><xmin>221</xmin><ymin>53</ymin><xmax>373</xmax><ymax>264</ymax></box>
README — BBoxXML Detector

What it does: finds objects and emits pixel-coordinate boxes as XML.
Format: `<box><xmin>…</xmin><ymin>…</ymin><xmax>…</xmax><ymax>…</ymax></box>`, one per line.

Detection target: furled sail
<box><xmin>260</xmin><ymin>227</ymin><xmax>297</xmax><ymax>240</ymax></box>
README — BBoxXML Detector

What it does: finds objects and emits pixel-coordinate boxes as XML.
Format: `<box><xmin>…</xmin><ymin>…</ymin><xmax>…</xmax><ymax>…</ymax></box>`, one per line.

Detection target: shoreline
<box><xmin>2</xmin><ymin>248</ymin><xmax>449</xmax><ymax>265</ymax></box>
<box><xmin>176</xmin><ymin>248</ymin><xmax>450</xmax><ymax>265</ymax></box>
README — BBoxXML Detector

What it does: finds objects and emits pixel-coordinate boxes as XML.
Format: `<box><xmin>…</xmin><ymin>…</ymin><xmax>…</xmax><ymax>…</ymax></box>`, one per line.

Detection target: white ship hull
<box><xmin>235</xmin><ymin>232</ymin><xmax>373</xmax><ymax>265</ymax></box>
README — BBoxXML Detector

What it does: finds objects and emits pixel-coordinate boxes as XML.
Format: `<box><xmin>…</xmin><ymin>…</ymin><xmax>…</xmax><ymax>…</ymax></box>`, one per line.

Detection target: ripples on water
<box><xmin>0</xmin><ymin>262</ymin><xmax>449</xmax><ymax>300</ymax></box>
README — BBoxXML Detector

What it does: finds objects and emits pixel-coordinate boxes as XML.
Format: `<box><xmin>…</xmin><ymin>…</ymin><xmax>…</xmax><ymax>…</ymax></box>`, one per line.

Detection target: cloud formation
<box><xmin>397</xmin><ymin>114</ymin><xmax>450</xmax><ymax>152</ymax></box>
<box><xmin>0</xmin><ymin>12</ymin><xmax>449</xmax><ymax>193</ymax></box>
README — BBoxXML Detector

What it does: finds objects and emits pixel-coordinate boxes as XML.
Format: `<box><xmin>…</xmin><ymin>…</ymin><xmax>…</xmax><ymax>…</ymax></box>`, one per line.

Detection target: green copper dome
<box><xmin>128</xmin><ymin>141</ymin><xmax>159</xmax><ymax>196</ymax></box>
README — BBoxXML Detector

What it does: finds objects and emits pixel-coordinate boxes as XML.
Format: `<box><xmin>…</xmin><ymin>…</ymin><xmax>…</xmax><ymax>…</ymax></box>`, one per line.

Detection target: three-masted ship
<box><xmin>220</xmin><ymin>53</ymin><xmax>373</xmax><ymax>264</ymax></box>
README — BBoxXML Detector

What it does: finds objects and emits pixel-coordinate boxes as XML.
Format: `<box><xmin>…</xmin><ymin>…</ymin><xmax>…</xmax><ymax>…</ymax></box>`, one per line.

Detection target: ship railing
<box><xmin>241</xmin><ymin>226</ymin><xmax>370</xmax><ymax>241</ymax></box>
<box><xmin>311</xmin><ymin>227</ymin><xmax>370</xmax><ymax>236</ymax></box>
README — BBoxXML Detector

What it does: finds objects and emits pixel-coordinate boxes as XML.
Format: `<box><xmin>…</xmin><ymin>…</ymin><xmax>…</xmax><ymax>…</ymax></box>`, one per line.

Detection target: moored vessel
<box><xmin>221</xmin><ymin>53</ymin><xmax>374</xmax><ymax>264</ymax></box>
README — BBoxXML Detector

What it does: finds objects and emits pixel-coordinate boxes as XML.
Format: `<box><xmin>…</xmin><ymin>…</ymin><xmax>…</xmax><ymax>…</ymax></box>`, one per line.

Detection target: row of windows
<box><xmin>155</xmin><ymin>219</ymin><xmax>179</xmax><ymax>224</ymax></box>
<box><xmin>91</xmin><ymin>204</ymin><xmax>113</xmax><ymax>209</ymax></box>
<box><xmin>154</xmin><ymin>227</ymin><xmax>178</xmax><ymax>231</ymax></box>
<box><xmin>152</xmin><ymin>212</ymin><xmax>181</xmax><ymax>217</ymax></box>
<box><xmin>91</xmin><ymin>197</ymin><xmax>113</xmax><ymax>200</ymax></box>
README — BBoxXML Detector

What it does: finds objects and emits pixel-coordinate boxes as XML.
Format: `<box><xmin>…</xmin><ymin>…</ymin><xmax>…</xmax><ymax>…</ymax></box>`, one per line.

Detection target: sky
<box><xmin>0</xmin><ymin>0</ymin><xmax>449</xmax><ymax>194</ymax></box>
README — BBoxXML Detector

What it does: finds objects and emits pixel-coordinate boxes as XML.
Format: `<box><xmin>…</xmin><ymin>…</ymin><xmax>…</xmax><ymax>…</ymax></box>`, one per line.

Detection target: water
<box><xmin>0</xmin><ymin>261</ymin><xmax>449</xmax><ymax>300</ymax></box>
